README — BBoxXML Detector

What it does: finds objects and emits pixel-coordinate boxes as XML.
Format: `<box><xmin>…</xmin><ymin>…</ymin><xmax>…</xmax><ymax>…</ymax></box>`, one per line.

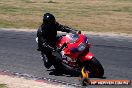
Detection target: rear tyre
<box><xmin>84</xmin><ymin>57</ymin><xmax>104</xmax><ymax>78</ymax></box>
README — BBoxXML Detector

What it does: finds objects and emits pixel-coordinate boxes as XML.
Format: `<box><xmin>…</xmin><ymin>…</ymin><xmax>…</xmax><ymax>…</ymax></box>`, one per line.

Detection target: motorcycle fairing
<box><xmin>80</xmin><ymin>52</ymin><xmax>94</xmax><ymax>62</ymax></box>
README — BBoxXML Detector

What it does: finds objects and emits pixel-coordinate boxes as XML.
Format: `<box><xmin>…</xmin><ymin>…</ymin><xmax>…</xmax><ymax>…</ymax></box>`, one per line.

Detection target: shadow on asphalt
<box><xmin>47</xmin><ymin>68</ymin><xmax>81</xmax><ymax>77</ymax></box>
<box><xmin>47</xmin><ymin>68</ymin><xmax>107</xmax><ymax>79</ymax></box>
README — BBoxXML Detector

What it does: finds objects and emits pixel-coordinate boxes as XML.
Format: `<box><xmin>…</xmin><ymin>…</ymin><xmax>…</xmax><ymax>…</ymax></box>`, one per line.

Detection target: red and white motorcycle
<box><xmin>36</xmin><ymin>33</ymin><xmax>104</xmax><ymax>77</ymax></box>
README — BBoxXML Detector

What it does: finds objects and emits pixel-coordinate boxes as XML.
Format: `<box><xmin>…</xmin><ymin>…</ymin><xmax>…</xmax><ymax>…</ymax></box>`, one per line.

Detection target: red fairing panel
<box><xmin>80</xmin><ymin>52</ymin><xmax>94</xmax><ymax>62</ymax></box>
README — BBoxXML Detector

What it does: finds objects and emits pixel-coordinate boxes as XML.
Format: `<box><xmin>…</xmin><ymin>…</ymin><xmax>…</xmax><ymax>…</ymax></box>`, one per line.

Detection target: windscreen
<box><xmin>66</xmin><ymin>34</ymin><xmax>79</xmax><ymax>43</ymax></box>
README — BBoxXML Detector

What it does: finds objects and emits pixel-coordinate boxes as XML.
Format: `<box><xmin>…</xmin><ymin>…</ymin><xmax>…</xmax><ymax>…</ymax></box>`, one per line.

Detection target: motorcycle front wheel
<box><xmin>84</xmin><ymin>57</ymin><xmax>104</xmax><ymax>78</ymax></box>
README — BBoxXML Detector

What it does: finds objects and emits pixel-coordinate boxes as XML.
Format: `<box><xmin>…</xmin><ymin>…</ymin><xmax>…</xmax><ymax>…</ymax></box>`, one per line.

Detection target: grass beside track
<box><xmin>0</xmin><ymin>84</ymin><xmax>7</xmax><ymax>88</ymax></box>
<box><xmin>0</xmin><ymin>0</ymin><xmax>132</xmax><ymax>34</ymax></box>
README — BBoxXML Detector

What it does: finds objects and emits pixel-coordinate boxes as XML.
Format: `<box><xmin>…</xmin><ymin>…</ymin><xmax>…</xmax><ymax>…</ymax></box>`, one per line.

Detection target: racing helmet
<box><xmin>43</xmin><ymin>13</ymin><xmax>56</xmax><ymax>25</ymax></box>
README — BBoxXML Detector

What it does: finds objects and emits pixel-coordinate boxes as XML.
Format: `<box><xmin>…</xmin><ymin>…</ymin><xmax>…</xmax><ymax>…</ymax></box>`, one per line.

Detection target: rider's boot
<box><xmin>42</xmin><ymin>54</ymin><xmax>53</xmax><ymax>69</ymax></box>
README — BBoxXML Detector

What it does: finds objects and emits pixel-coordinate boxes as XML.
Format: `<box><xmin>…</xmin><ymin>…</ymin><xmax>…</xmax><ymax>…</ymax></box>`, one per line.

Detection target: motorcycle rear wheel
<box><xmin>84</xmin><ymin>57</ymin><xmax>104</xmax><ymax>78</ymax></box>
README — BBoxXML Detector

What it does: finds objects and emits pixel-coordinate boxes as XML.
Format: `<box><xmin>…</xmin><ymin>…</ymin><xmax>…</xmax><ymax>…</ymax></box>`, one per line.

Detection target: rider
<box><xmin>37</xmin><ymin>13</ymin><xmax>81</xmax><ymax>69</ymax></box>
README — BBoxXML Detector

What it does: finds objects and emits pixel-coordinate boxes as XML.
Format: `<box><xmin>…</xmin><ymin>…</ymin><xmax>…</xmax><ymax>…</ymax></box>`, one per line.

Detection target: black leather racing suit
<box><xmin>37</xmin><ymin>22</ymin><xmax>78</xmax><ymax>68</ymax></box>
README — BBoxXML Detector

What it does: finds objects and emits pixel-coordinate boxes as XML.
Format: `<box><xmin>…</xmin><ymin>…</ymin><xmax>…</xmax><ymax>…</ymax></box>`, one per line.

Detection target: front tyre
<box><xmin>84</xmin><ymin>57</ymin><xmax>104</xmax><ymax>78</ymax></box>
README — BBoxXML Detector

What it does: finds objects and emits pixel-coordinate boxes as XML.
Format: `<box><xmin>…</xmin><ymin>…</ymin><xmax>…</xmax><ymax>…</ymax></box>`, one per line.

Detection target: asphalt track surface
<box><xmin>0</xmin><ymin>29</ymin><xmax>132</xmax><ymax>87</ymax></box>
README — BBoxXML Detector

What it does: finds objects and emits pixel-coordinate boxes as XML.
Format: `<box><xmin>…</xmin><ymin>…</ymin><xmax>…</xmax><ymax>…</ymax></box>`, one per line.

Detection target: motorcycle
<box><xmin>36</xmin><ymin>33</ymin><xmax>104</xmax><ymax>78</ymax></box>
